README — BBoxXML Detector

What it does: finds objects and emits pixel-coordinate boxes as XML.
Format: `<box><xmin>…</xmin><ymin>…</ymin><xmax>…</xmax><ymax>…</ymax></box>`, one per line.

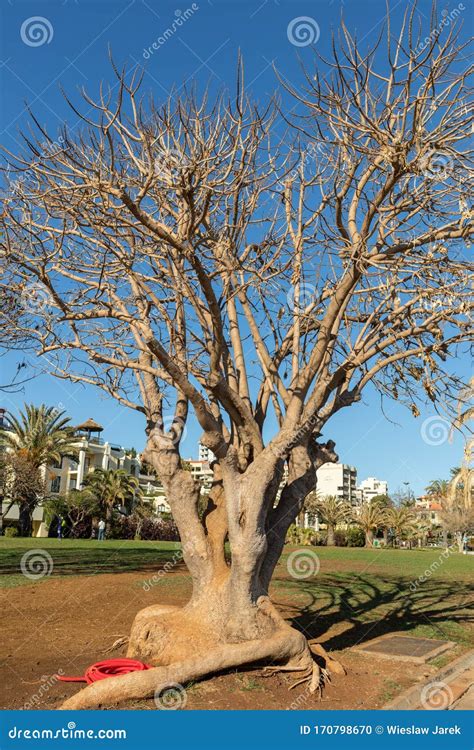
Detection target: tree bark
<box><xmin>326</xmin><ymin>524</ymin><xmax>336</xmax><ymax>546</ymax></box>
<box><xmin>365</xmin><ymin>529</ymin><xmax>373</xmax><ymax>547</ymax></box>
<box><xmin>19</xmin><ymin>501</ymin><xmax>34</xmax><ymax>537</ymax></box>
<box><xmin>60</xmin><ymin>436</ymin><xmax>344</xmax><ymax>709</ymax></box>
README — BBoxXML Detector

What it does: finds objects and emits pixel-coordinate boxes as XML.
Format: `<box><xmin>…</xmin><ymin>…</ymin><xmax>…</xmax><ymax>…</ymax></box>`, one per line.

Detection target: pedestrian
<box><xmin>97</xmin><ymin>518</ymin><xmax>106</xmax><ymax>541</ymax></box>
<box><xmin>57</xmin><ymin>516</ymin><xmax>63</xmax><ymax>540</ymax></box>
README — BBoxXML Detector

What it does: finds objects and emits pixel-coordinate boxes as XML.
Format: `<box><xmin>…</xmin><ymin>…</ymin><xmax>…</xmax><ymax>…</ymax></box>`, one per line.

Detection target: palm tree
<box><xmin>371</xmin><ymin>494</ymin><xmax>393</xmax><ymax>544</ymax></box>
<box><xmin>355</xmin><ymin>503</ymin><xmax>387</xmax><ymax>547</ymax></box>
<box><xmin>0</xmin><ymin>404</ymin><xmax>77</xmax><ymax>535</ymax></box>
<box><xmin>386</xmin><ymin>506</ymin><xmax>417</xmax><ymax>547</ymax></box>
<box><xmin>425</xmin><ymin>479</ymin><xmax>450</xmax><ymax>502</ymax></box>
<box><xmin>82</xmin><ymin>468</ymin><xmax>141</xmax><ymax>534</ymax></box>
<box><xmin>413</xmin><ymin>518</ymin><xmax>432</xmax><ymax>548</ymax></box>
<box><xmin>312</xmin><ymin>494</ymin><xmax>352</xmax><ymax>546</ymax></box>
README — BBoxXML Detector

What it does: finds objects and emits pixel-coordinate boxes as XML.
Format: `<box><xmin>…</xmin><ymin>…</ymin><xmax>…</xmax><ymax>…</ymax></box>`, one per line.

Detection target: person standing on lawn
<box><xmin>97</xmin><ymin>519</ymin><xmax>106</xmax><ymax>541</ymax></box>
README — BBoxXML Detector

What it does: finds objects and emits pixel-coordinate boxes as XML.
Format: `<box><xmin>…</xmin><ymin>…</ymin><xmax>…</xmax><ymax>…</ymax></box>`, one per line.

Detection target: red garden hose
<box><xmin>58</xmin><ymin>658</ymin><xmax>152</xmax><ymax>684</ymax></box>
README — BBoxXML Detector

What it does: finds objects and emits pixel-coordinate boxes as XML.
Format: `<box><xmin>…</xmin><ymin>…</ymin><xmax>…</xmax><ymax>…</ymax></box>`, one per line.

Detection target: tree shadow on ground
<box><xmin>0</xmin><ymin>545</ymin><xmax>188</xmax><ymax>577</ymax></box>
<box><xmin>278</xmin><ymin>574</ymin><xmax>474</xmax><ymax>650</ymax></box>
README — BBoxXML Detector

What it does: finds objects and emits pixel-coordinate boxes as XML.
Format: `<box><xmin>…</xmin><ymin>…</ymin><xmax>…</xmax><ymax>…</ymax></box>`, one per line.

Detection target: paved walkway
<box><xmin>449</xmin><ymin>669</ymin><xmax>474</xmax><ymax>710</ymax></box>
<box><xmin>384</xmin><ymin>650</ymin><xmax>474</xmax><ymax>710</ymax></box>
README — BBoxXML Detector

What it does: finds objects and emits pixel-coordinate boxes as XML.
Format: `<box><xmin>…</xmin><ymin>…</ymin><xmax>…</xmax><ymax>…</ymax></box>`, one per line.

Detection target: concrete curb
<box><xmin>383</xmin><ymin>649</ymin><xmax>474</xmax><ymax>710</ymax></box>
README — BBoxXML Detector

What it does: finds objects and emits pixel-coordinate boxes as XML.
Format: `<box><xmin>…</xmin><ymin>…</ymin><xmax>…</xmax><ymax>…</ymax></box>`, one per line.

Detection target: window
<box><xmin>50</xmin><ymin>476</ymin><xmax>61</xmax><ymax>493</ymax></box>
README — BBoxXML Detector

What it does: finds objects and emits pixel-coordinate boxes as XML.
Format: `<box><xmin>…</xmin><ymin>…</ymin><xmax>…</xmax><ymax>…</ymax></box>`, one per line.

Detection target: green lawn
<box><xmin>275</xmin><ymin>546</ymin><xmax>474</xmax><ymax>651</ymax></box>
<box><xmin>0</xmin><ymin>537</ymin><xmax>182</xmax><ymax>587</ymax></box>
<box><xmin>1</xmin><ymin>539</ymin><xmax>472</xmax><ymax>651</ymax></box>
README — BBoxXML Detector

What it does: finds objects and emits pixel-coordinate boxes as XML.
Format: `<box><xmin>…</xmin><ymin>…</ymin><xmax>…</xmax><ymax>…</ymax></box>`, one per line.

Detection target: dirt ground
<box><xmin>0</xmin><ymin>569</ymin><xmax>438</xmax><ymax>710</ymax></box>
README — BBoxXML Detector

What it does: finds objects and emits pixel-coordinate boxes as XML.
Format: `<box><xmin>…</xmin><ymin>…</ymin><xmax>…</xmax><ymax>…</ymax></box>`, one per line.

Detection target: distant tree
<box><xmin>312</xmin><ymin>495</ymin><xmax>352</xmax><ymax>546</ymax></box>
<box><xmin>0</xmin><ymin>404</ymin><xmax>77</xmax><ymax>535</ymax></box>
<box><xmin>371</xmin><ymin>494</ymin><xmax>393</xmax><ymax>508</ymax></box>
<box><xmin>425</xmin><ymin>479</ymin><xmax>450</xmax><ymax>502</ymax></box>
<box><xmin>371</xmin><ymin>495</ymin><xmax>393</xmax><ymax>544</ymax></box>
<box><xmin>439</xmin><ymin>499</ymin><xmax>474</xmax><ymax>553</ymax></box>
<box><xmin>386</xmin><ymin>506</ymin><xmax>417</xmax><ymax>546</ymax></box>
<box><xmin>82</xmin><ymin>468</ymin><xmax>141</xmax><ymax>533</ymax></box>
<box><xmin>0</xmin><ymin>451</ymin><xmax>45</xmax><ymax>534</ymax></box>
<box><xmin>44</xmin><ymin>489</ymin><xmax>100</xmax><ymax>537</ymax></box>
<box><xmin>131</xmin><ymin>495</ymin><xmax>156</xmax><ymax>540</ymax></box>
<box><xmin>412</xmin><ymin>518</ymin><xmax>432</xmax><ymax>548</ymax></box>
<box><xmin>355</xmin><ymin>503</ymin><xmax>387</xmax><ymax>547</ymax></box>
<box><xmin>301</xmin><ymin>489</ymin><xmax>321</xmax><ymax>527</ymax></box>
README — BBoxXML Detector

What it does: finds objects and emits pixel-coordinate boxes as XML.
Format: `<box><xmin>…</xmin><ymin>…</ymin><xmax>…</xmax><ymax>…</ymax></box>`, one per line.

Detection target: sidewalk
<box><xmin>384</xmin><ymin>650</ymin><xmax>474</xmax><ymax>710</ymax></box>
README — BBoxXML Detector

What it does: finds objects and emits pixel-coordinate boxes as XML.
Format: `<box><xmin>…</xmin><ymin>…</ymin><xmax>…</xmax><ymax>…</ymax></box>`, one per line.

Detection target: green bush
<box><xmin>345</xmin><ymin>526</ymin><xmax>366</xmax><ymax>547</ymax></box>
<box><xmin>334</xmin><ymin>530</ymin><xmax>348</xmax><ymax>546</ymax></box>
<box><xmin>285</xmin><ymin>525</ymin><xmax>320</xmax><ymax>546</ymax></box>
<box><xmin>4</xmin><ymin>526</ymin><xmax>19</xmax><ymax>537</ymax></box>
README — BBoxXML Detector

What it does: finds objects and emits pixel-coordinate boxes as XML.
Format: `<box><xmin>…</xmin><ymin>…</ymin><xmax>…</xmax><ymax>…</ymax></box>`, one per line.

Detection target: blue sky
<box><xmin>0</xmin><ymin>0</ymin><xmax>471</xmax><ymax>495</ymax></box>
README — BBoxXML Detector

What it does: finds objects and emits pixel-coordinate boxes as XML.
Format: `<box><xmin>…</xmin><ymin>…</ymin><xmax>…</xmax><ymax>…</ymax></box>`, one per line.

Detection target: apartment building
<box><xmin>414</xmin><ymin>495</ymin><xmax>442</xmax><ymax>525</ymax></box>
<box><xmin>46</xmin><ymin>418</ymin><xmax>141</xmax><ymax>496</ymax></box>
<box><xmin>356</xmin><ymin>477</ymin><xmax>389</xmax><ymax>504</ymax></box>
<box><xmin>198</xmin><ymin>442</ymin><xmax>216</xmax><ymax>464</ymax></box>
<box><xmin>316</xmin><ymin>462</ymin><xmax>358</xmax><ymax>504</ymax></box>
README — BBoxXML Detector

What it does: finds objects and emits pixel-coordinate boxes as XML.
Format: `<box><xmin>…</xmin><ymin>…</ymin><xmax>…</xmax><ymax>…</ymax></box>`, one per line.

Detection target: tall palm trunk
<box><xmin>326</xmin><ymin>523</ymin><xmax>336</xmax><ymax>546</ymax></box>
<box><xmin>19</xmin><ymin>498</ymin><xmax>35</xmax><ymax>536</ymax></box>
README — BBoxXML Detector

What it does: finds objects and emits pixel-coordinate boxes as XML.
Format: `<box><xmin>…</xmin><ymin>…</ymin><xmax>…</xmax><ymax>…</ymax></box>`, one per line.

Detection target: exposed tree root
<box><xmin>59</xmin><ymin>627</ymin><xmax>310</xmax><ymax>710</ymax></box>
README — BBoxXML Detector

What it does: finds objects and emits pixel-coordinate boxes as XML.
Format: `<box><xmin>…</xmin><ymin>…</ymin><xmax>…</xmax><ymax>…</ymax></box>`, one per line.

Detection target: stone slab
<box><xmin>353</xmin><ymin>634</ymin><xmax>454</xmax><ymax>663</ymax></box>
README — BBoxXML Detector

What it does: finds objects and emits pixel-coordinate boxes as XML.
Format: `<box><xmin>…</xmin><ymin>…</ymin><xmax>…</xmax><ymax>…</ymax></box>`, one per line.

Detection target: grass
<box><xmin>0</xmin><ymin>537</ymin><xmax>183</xmax><ymax>587</ymax></box>
<box><xmin>1</xmin><ymin>539</ymin><xmax>472</xmax><ymax>651</ymax></box>
<box><xmin>379</xmin><ymin>678</ymin><xmax>402</xmax><ymax>703</ymax></box>
<box><xmin>274</xmin><ymin>546</ymin><xmax>474</xmax><ymax>651</ymax></box>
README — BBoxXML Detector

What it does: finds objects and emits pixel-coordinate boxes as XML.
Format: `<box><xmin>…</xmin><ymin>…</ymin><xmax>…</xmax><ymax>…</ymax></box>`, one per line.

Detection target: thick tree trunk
<box><xmin>60</xmin><ymin>435</ymin><xmax>344</xmax><ymax>709</ymax></box>
<box><xmin>365</xmin><ymin>529</ymin><xmax>373</xmax><ymax>547</ymax></box>
<box><xmin>19</xmin><ymin>502</ymin><xmax>34</xmax><ymax>537</ymax></box>
<box><xmin>326</xmin><ymin>524</ymin><xmax>336</xmax><ymax>546</ymax></box>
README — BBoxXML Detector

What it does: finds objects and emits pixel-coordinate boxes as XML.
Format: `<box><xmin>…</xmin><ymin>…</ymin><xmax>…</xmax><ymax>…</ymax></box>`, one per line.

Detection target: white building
<box><xmin>316</xmin><ymin>463</ymin><xmax>357</xmax><ymax>504</ymax></box>
<box><xmin>198</xmin><ymin>442</ymin><xmax>215</xmax><ymax>463</ymax></box>
<box><xmin>357</xmin><ymin>477</ymin><xmax>388</xmax><ymax>504</ymax></box>
<box><xmin>45</xmin><ymin>418</ymin><xmax>141</xmax><ymax>497</ymax></box>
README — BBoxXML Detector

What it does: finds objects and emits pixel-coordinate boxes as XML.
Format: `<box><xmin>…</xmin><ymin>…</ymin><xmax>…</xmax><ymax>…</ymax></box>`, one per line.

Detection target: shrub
<box><xmin>285</xmin><ymin>525</ymin><xmax>318</xmax><ymax>546</ymax></box>
<box><xmin>334</xmin><ymin>530</ymin><xmax>348</xmax><ymax>547</ymax></box>
<box><xmin>346</xmin><ymin>526</ymin><xmax>366</xmax><ymax>547</ymax></box>
<box><xmin>112</xmin><ymin>515</ymin><xmax>180</xmax><ymax>542</ymax></box>
<box><xmin>4</xmin><ymin>526</ymin><xmax>19</xmax><ymax>537</ymax></box>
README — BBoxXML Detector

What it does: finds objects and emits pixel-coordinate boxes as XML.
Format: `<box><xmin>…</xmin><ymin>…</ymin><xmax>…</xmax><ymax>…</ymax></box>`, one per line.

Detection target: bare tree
<box><xmin>439</xmin><ymin>498</ymin><xmax>474</xmax><ymax>552</ymax></box>
<box><xmin>1</xmin><ymin>6</ymin><xmax>472</xmax><ymax>708</ymax></box>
